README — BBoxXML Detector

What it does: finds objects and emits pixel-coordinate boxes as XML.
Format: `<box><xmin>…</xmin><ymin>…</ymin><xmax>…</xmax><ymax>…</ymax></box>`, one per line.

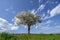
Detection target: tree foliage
<box><xmin>16</xmin><ymin>11</ymin><xmax>42</xmax><ymax>26</ymax></box>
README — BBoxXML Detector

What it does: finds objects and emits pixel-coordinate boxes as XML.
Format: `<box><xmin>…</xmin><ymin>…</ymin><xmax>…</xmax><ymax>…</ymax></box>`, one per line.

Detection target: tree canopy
<box><xmin>15</xmin><ymin>11</ymin><xmax>42</xmax><ymax>27</ymax></box>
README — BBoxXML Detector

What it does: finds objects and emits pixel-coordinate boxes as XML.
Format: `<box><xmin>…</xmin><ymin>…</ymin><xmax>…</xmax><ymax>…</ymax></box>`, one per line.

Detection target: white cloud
<box><xmin>31</xmin><ymin>9</ymin><xmax>36</xmax><ymax>15</ymax></box>
<box><xmin>45</xmin><ymin>25</ymin><xmax>60</xmax><ymax>34</ymax></box>
<box><xmin>38</xmin><ymin>23</ymin><xmax>51</xmax><ymax>31</ymax></box>
<box><xmin>0</xmin><ymin>27</ymin><xmax>6</xmax><ymax>32</ymax></box>
<box><xmin>42</xmin><ymin>13</ymin><xmax>45</xmax><ymax>17</ymax></box>
<box><xmin>43</xmin><ymin>15</ymin><xmax>49</xmax><ymax>20</ymax></box>
<box><xmin>47</xmin><ymin>10</ymin><xmax>50</xmax><ymax>13</ymax></box>
<box><xmin>38</xmin><ymin>0</ymin><xmax>49</xmax><ymax>12</ymax></box>
<box><xmin>11</xmin><ymin>26</ymin><xmax>18</xmax><ymax>30</ymax></box>
<box><xmin>30</xmin><ymin>1</ymin><xmax>33</xmax><ymax>3</ymax></box>
<box><xmin>54</xmin><ymin>25</ymin><xmax>60</xmax><ymax>28</ymax></box>
<box><xmin>13</xmin><ymin>17</ymin><xmax>21</xmax><ymax>26</ymax></box>
<box><xmin>50</xmin><ymin>4</ymin><xmax>60</xmax><ymax>17</ymax></box>
<box><xmin>35</xmin><ymin>4</ymin><xmax>46</xmax><ymax>13</ymax></box>
<box><xmin>55</xmin><ymin>1</ymin><xmax>58</xmax><ymax>4</ymax></box>
<box><xmin>46</xmin><ymin>20</ymin><xmax>52</xmax><ymax>24</ymax></box>
<box><xmin>42</xmin><ymin>4</ymin><xmax>60</xmax><ymax>20</ymax></box>
<box><xmin>50</xmin><ymin>1</ymin><xmax>58</xmax><ymax>4</ymax></box>
<box><xmin>12</xmin><ymin>11</ymin><xmax>15</xmax><ymax>14</ymax></box>
<box><xmin>40</xmin><ymin>26</ymin><xmax>50</xmax><ymax>30</ymax></box>
<box><xmin>37</xmin><ymin>20</ymin><xmax>59</xmax><ymax>33</ymax></box>
<box><xmin>41</xmin><ymin>13</ymin><xmax>46</xmax><ymax>20</ymax></box>
<box><xmin>34</xmin><ymin>23</ymin><xmax>39</xmax><ymax>29</ymax></box>
<box><xmin>39</xmin><ymin>0</ymin><xmax>41</xmax><ymax>3</ymax></box>
<box><xmin>34</xmin><ymin>20</ymin><xmax>52</xmax><ymax>30</ymax></box>
<box><xmin>22</xmin><ymin>25</ymin><xmax>27</xmax><ymax>28</ymax></box>
<box><xmin>0</xmin><ymin>18</ymin><xmax>18</xmax><ymax>32</ymax></box>
<box><xmin>5</xmin><ymin>9</ymin><xmax>9</xmax><ymax>11</ymax></box>
<box><xmin>37</xmin><ymin>4</ymin><xmax>45</xmax><ymax>11</ymax></box>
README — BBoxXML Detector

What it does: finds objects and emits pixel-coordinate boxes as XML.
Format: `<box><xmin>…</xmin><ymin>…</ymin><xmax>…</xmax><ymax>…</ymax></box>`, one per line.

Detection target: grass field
<box><xmin>0</xmin><ymin>32</ymin><xmax>60</xmax><ymax>40</ymax></box>
<box><xmin>16</xmin><ymin>34</ymin><xmax>60</xmax><ymax>40</ymax></box>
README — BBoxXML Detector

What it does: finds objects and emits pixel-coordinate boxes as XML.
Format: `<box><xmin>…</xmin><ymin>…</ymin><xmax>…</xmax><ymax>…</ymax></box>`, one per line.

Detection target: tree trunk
<box><xmin>28</xmin><ymin>25</ymin><xmax>30</xmax><ymax>34</ymax></box>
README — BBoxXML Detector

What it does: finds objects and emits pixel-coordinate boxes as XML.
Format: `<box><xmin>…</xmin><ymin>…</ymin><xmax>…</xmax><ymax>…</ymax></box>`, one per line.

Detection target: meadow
<box><xmin>0</xmin><ymin>32</ymin><xmax>60</xmax><ymax>40</ymax></box>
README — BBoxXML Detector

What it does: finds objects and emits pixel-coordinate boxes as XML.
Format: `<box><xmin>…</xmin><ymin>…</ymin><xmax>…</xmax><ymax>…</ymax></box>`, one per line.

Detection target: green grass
<box><xmin>0</xmin><ymin>32</ymin><xmax>60</xmax><ymax>40</ymax></box>
<box><xmin>17</xmin><ymin>34</ymin><xmax>60</xmax><ymax>40</ymax></box>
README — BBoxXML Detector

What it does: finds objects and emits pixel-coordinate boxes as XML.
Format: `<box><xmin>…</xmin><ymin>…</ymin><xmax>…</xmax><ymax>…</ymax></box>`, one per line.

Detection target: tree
<box><xmin>15</xmin><ymin>11</ymin><xmax>42</xmax><ymax>34</ymax></box>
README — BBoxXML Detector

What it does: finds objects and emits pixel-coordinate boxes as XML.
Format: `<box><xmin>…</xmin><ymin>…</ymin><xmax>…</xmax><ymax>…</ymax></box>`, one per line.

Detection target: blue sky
<box><xmin>0</xmin><ymin>0</ymin><xmax>60</xmax><ymax>34</ymax></box>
